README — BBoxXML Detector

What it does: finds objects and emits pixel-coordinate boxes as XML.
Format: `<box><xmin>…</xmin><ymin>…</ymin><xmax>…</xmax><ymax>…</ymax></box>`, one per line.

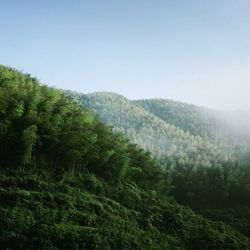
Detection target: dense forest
<box><xmin>68</xmin><ymin>91</ymin><xmax>250</xmax><ymax>241</ymax></box>
<box><xmin>1</xmin><ymin>65</ymin><xmax>250</xmax><ymax>249</ymax></box>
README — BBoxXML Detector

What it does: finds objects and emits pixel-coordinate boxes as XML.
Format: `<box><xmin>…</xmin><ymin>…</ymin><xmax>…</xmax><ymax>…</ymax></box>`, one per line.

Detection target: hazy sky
<box><xmin>1</xmin><ymin>0</ymin><xmax>250</xmax><ymax>110</ymax></box>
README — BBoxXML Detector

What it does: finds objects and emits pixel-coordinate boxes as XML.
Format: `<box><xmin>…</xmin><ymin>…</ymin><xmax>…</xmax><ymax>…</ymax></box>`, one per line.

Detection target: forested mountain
<box><xmin>134</xmin><ymin>99</ymin><xmax>220</xmax><ymax>141</ymax></box>
<box><xmin>69</xmin><ymin>91</ymin><xmax>250</xmax><ymax>163</ymax></box>
<box><xmin>135</xmin><ymin>99</ymin><xmax>250</xmax><ymax>153</ymax></box>
<box><xmin>68</xmin><ymin>90</ymin><xmax>250</xmax><ymax>241</ymax></box>
<box><xmin>2</xmin><ymin>65</ymin><xmax>250</xmax><ymax>249</ymax></box>
<box><xmin>69</xmin><ymin>92</ymin><xmax>231</xmax><ymax>166</ymax></box>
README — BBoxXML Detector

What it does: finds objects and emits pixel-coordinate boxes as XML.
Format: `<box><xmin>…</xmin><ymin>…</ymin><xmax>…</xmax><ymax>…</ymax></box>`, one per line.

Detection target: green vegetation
<box><xmin>2</xmin><ymin>169</ymin><xmax>250</xmax><ymax>250</ymax></box>
<box><xmin>69</xmin><ymin>92</ymin><xmax>230</xmax><ymax>164</ymax></box>
<box><xmin>135</xmin><ymin>99</ymin><xmax>250</xmax><ymax>157</ymax></box>
<box><xmin>1</xmin><ymin>65</ymin><xmax>250</xmax><ymax>249</ymax></box>
<box><xmin>135</xmin><ymin>99</ymin><xmax>218</xmax><ymax>140</ymax></box>
<box><xmin>68</xmin><ymin>91</ymin><xmax>250</xmax><ymax>242</ymax></box>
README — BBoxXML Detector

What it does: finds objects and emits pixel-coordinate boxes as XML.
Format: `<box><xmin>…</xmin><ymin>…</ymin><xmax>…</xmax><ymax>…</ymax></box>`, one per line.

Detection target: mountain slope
<box><xmin>134</xmin><ymin>99</ymin><xmax>219</xmax><ymax>141</ymax></box>
<box><xmin>135</xmin><ymin>99</ymin><xmax>250</xmax><ymax>144</ymax></box>
<box><xmin>2</xmin><ymin>65</ymin><xmax>250</xmax><ymax>249</ymax></box>
<box><xmin>69</xmin><ymin>91</ymin><xmax>231</xmax><ymax>166</ymax></box>
<box><xmin>68</xmin><ymin>91</ymin><xmax>250</xmax><ymax>239</ymax></box>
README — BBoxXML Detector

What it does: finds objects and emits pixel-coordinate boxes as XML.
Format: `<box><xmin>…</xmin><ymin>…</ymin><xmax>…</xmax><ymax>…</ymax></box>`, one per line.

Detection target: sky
<box><xmin>1</xmin><ymin>0</ymin><xmax>250</xmax><ymax>110</ymax></box>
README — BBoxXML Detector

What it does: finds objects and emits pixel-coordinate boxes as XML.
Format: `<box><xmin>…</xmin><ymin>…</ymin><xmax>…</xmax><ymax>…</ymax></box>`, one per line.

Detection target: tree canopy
<box><xmin>1</xmin><ymin>65</ymin><xmax>250</xmax><ymax>249</ymax></box>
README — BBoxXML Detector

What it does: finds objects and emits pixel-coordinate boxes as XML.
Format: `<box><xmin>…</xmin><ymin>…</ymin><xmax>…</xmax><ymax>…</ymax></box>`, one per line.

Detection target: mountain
<box><xmin>69</xmin><ymin>91</ymin><xmax>250</xmax><ymax>163</ymax></box>
<box><xmin>134</xmin><ymin>98</ymin><xmax>250</xmax><ymax>148</ymax></box>
<box><xmin>68</xmin><ymin>91</ymin><xmax>250</xmax><ymax>239</ymax></box>
<box><xmin>69</xmin><ymin>91</ymin><xmax>232</xmax><ymax>166</ymax></box>
<box><xmin>2</xmin><ymin>65</ymin><xmax>250</xmax><ymax>249</ymax></box>
<box><xmin>134</xmin><ymin>98</ymin><xmax>220</xmax><ymax>141</ymax></box>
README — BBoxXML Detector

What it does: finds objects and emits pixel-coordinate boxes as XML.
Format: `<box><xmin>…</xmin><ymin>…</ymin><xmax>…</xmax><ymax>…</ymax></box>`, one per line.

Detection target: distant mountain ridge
<box><xmin>134</xmin><ymin>98</ymin><xmax>218</xmax><ymax>141</ymax></box>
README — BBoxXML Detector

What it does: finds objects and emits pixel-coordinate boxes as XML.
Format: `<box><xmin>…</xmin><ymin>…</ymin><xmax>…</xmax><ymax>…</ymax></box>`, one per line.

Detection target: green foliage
<box><xmin>67</xmin><ymin>90</ymin><xmax>250</xmax><ymax>240</ymax></box>
<box><xmin>0</xmin><ymin>66</ymin><xmax>161</xmax><ymax>188</ymax></box>
<box><xmin>135</xmin><ymin>99</ymin><xmax>219</xmax><ymax>141</ymax></box>
<box><xmin>1</xmin><ymin>65</ymin><xmax>250</xmax><ymax>249</ymax></box>
<box><xmin>21</xmin><ymin>125</ymin><xmax>37</xmax><ymax>165</ymax></box>
<box><xmin>68</xmin><ymin>91</ymin><xmax>231</xmax><ymax>167</ymax></box>
<box><xmin>1</xmin><ymin>169</ymin><xmax>249</xmax><ymax>250</ymax></box>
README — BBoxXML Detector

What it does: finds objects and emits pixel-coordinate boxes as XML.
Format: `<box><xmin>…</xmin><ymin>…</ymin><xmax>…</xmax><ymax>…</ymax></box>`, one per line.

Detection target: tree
<box><xmin>21</xmin><ymin>125</ymin><xmax>37</xmax><ymax>165</ymax></box>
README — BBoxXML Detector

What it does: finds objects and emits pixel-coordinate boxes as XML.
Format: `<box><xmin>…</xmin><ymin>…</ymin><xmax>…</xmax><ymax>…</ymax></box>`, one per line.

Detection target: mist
<box><xmin>215</xmin><ymin>110</ymin><xmax>250</xmax><ymax>138</ymax></box>
<box><xmin>199</xmin><ymin>106</ymin><xmax>250</xmax><ymax>143</ymax></box>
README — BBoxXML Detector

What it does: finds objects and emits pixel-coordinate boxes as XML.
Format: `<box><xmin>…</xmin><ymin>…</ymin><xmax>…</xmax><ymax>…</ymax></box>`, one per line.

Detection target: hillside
<box><xmin>134</xmin><ymin>99</ymin><xmax>220</xmax><ymax>141</ymax></box>
<box><xmin>68</xmin><ymin>91</ymin><xmax>250</xmax><ymax>239</ymax></box>
<box><xmin>69</xmin><ymin>91</ymin><xmax>230</xmax><ymax>166</ymax></box>
<box><xmin>70</xmin><ymin>91</ymin><xmax>250</xmax><ymax>163</ymax></box>
<box><xmin>134</xmin><ymin>99</ymin><xmax>250</xmax><ymax>154</ymax></box>
<box><xmin>2</xmin><ymin>65</ymin><xmax>250</xmax><ymax>249</ymax></box>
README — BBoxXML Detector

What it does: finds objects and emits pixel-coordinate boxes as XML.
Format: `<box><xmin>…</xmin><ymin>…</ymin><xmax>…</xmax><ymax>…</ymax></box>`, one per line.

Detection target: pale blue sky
<box><xmin>1</xmin><ymin>0</ymin><xmax>250</xmax><ymax>110</ymax></box>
